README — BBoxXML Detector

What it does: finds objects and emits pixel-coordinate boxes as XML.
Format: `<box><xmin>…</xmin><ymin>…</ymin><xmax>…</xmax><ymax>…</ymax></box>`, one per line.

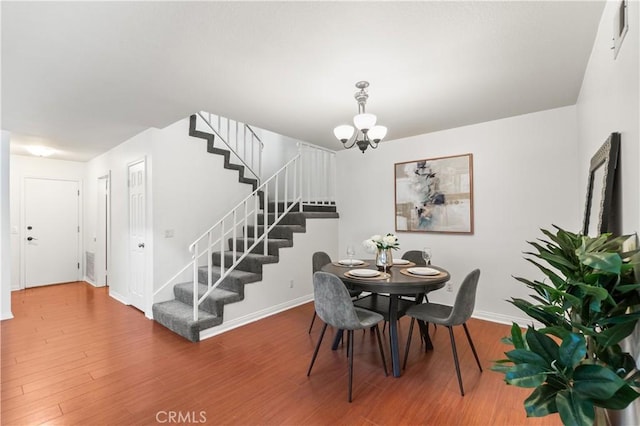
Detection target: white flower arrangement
<box><xmin>362</xmin><ymin>233</ymin><xmax>400</xmax><ymax>253</ymax></box>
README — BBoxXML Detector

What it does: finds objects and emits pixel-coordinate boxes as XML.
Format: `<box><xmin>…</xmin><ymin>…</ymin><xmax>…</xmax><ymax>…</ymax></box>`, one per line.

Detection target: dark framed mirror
<box><xmin>582</xmin><ymin>132</ymin><xmax>620</xmax><ymax>236</ymax></box>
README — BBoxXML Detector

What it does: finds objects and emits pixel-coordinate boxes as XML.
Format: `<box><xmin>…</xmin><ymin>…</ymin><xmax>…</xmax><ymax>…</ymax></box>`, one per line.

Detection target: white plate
<box><xmin>393</xmin><ymin>259</ymin><xmax>410</xmax><ymax>265</ymax></box>
<box><xmin>407</xmin><ymin>267</ymin><xmax>440</xmax><ymax>276</ymax></box>
<box><xmin>349</xmin><ymin>269</ymin><xmax>380</xmax><ymax>278</ymax></box>
<box><xmin>338</xmin><ymin>259</ymin><xmax>364</xmax><ymax>266</ymax></box>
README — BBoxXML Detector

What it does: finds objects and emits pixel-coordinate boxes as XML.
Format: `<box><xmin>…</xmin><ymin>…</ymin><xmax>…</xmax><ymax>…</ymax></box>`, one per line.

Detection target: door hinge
<box><xmin>77</xmin><ymin>262</ymin><xmax>80</xmax><ymax>269</ymax></box>
<box><xmin>77</xmin><ymin>190</ymin><xmax>80</xmax><ymax>196</ymax></box>
<box><xmin>78</xmin><ymin>226</ymin><xmax>80</xmax><ymax>233</ymax></box>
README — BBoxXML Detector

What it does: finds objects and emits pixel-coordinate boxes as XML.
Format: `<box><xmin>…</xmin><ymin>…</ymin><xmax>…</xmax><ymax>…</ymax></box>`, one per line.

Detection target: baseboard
<box><xmin>1</xmin><ymin>311</ymin><xmax>14</xmax><ymax>320</ymax></box>
<box><xmin>199</xmin><ymin>294</ymin><xmax>314</xmax><ymax>341</ymax></box>
<box><xmin>109</xmin><ymin>289</ymin><xmax>129</xmax><ymax>306</ymax></box>
<box><xmin>472</xmin><ymin>309</ymin><xmax>542</xmax><ymax>328</ymax></box>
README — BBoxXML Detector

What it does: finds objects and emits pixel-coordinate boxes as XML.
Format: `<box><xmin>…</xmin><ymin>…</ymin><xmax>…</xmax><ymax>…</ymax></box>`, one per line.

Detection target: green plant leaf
<box><xmin>505</xmin><ymin>363</ymin><xmax>547</xmax><ymax>388</ymax></box>
<box><xmin>574</xmin><ymin>283</ymin><xmax>609</xmax><ymax>301</ymax></box>
<box><xmin>559</xmin><ymin>333</ymin><xmax>586</xmax><ymax>369</ymax></box>
<box><xmin>579</xmin><ymin>252</ymin><xmax>622</xmax><ymax>274</ymax></box>
<box><xmin>524</xmin><ymin>384</ymin><xmax>559</xmax><ymax>417</ymax></box>
<box><xmin>556</xmin><ymin>389</ymin><xmax>595</xmax><ymax>426</ymax></box>
<box><xmin>593</xmin><ymin>321</ymin><xmax>637</xmax><ymax>347</ymax></box>
<box><xmin>510</xmin><ymin>323</ymin><xmax>525</xmax><ymax>349</ymax></box>
<box><xmin>509</xmin><ymin>299</ymin><xmax>567</xmax><ymax>328</ymax></box>
<box><xmin>593</xmin><ymin>384</ymin><xmax>640</xmax><ymax>409</ymax></box>
<box><xmin>613</xmin><ymin>284</ymin><xmax>640</xmax><ymax>294</ymax></box>
<box><xmin>573</xmin><ymin>364</ymin><xmax>626</xmax><ymax>399</ymax></box>
<box><xmin>491</xmin><ymin>362</ymin><xmax>514</xmax><ymax>373</ymax></box>
<box><xmin>525</xmin><ymin>328</ymin><xmax>559</xmax><ymax>364</ymax></box>
<box><xmin>506</xmin><ymin>349</ymin><xmax>549</xmax><ymax>367</ymax></box>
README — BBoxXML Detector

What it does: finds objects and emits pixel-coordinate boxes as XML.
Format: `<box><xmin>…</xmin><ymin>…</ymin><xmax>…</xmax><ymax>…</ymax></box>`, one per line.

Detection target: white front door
<box><xmin>128</xmin><ymin>160</ymin><xmax>146</xmax><ymax>311</ymax></box>
<box><xmin>24</xmin><ymin>178</ymin><xmax>80</xmax><ymax>287</ymax></box>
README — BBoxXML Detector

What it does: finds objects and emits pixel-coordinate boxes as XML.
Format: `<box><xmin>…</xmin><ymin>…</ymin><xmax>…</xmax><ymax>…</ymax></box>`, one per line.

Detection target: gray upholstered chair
<box><xmin>308</xmin><ymin>251</ymin><xmax>361</xmax><ymax>333</ymax></box>
<box><xmin>377</xmin><ymin>250</ymin><xmax>445</xmax><ymax>335</ymax></box>
<box><xmin>402</xmin><ymin>269</ymin><xmax>482</xmax><ymax>396</ymax></box>
<box><xmin>307</xmin><ymin>271</ymin><xmax>388</xmax><ymax>402</ymax></box>
<box><xmin>401</xmin><ymin>250</ymin><xmax>426</xmax><ymax>266</ymax></box>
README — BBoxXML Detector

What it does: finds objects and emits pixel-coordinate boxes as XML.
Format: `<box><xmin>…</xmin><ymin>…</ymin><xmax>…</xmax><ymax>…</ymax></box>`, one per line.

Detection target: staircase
<box><xmin>152</xmin><ymin>113</ymin><xmax>337</xmax><ymax>342</ymax></box>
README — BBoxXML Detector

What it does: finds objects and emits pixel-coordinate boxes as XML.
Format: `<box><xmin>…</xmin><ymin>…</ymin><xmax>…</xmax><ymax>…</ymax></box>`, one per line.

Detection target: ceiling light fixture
<box><xmin>26</xmin><ymin>145</ymin><xmax>56</xmax><ymax>157</ymax></box>
<box><xmin>333</xmin><ymin>81</ymin><xmax>387</xmax><ymax>153</ymax></box>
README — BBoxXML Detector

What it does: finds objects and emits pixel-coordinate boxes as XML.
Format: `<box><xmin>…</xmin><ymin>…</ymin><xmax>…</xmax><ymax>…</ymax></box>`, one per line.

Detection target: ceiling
<box><xmin>2</xmin><ymin>1</ymin><xmax>605</xmax><ymax>162</ymax></box>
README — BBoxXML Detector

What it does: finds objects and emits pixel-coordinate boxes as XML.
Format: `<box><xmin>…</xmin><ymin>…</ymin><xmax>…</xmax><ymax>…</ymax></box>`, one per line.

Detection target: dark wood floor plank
<box><xmin>1</xmin><ymin>281</ymin><xmax>561</xmax><ymax>425</ymax></box>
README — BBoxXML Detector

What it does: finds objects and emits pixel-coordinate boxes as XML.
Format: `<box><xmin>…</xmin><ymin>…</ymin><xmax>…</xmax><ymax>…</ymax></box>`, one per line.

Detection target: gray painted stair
<box><xmin>152</xmin><ymin>118</ymin><xmax>338</xmax><ymax>341</ymax></box>
<box><xmin>153</xmin><ymin>209</ymin><xmax>338</xmax><ymax>342</ymax></box>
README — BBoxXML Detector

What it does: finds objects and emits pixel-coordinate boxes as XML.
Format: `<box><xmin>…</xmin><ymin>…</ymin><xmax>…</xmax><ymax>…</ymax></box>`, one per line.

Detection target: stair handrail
<box><xmin>196</xmin><ymin>112</ymin><xmax>263</xmax><ymax>182</ymax></box>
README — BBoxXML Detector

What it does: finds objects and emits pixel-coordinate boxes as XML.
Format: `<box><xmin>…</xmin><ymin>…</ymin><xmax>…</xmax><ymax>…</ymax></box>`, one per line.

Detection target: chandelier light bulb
<box><xmin>353</xmin><ymin>113</ymin><xmax>376</xmax><ymax>131</ymax></box>
<box><xmin>333</xmin><ymin>125</ymin><xmax>355</xmax><ymax>142</ymax></box>
<box><xmin>368</xmin><ymin>125</ymin><xmax>387</xmax><ymax>143</ymax></box>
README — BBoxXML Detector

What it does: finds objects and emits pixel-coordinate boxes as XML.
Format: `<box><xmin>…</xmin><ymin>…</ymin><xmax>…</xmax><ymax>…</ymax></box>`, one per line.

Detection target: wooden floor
<box><xmin>1</xmin><ymin>282</ymin><xmax>562</xmax><ymax>426</ymax></box>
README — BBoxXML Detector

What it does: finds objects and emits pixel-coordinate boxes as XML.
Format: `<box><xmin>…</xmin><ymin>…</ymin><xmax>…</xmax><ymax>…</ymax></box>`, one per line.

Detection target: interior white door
<box><xmin>24</xmin><ymin>178</ymin><xmax>80</xmax><ymax>287</ymax></box>
<box><xmin>128</xmin><ymin>160</ymin><xmax>146</xmax><ymax>311</ymax></box>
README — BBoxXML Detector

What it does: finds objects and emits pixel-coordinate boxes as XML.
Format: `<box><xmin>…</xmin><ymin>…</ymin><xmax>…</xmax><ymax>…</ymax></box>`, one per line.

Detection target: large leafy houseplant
<box><xmin>493</xmin><ymin>227</ymin><xmax>640</xmax><ymax>425</ymax></box>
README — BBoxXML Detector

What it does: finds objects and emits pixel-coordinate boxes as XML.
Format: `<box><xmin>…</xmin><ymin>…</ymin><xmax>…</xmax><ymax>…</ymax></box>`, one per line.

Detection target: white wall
<box><xmin>84</xmin><ymin>128</ymin><xmax>154</xmax><ymax>305</ymax></box>
<box><xmin>576</xmin><ymin>1</ymin><xmax>639</xmax><ymax>423</ymax></box>
<box><xmin>577</xmin><ymin>0</ymin><xmax>639</xmax><ymax>235</ymax></box>
<box><xmin>1</xmin><ymin>131</ymin><xmax>12</xmax><ymax>320</ymax></box>
<box><xmin>335</xmin><ymin>105</ymin><xmax>580</xmax><ymax>325</ymax></box>
<box><xmin>84</xmin><ymin>118</ymin><xmax>257</xmax><ymax>315</ymax></box>
<box><xmin>9</xmin><ymin>155</ymin><xmax>86</xmax><ymax>290</ymax></box>
<box><xmin>202</xmin><ymin>218</ymin><xmax>338</xmax><ymax>339</ymax></box>
<box><xmin>149</xmin><ymin>118</ymin><xmax>254</xmax><ymax>308</ymax></box>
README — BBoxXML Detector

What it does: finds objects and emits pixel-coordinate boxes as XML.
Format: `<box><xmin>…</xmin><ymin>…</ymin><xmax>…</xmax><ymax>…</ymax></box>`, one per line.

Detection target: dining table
<box><xmin>321</xmin><ymin>259</ymin><xmax>450</xmax><ymax>377</ymax></box>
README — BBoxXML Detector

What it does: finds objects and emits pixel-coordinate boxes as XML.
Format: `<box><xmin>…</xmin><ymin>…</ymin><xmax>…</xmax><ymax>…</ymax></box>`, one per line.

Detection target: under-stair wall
<box><xmin>200</xmin><ymin>216</ymin><xmax>338</xmax><ymax>339</ymax></box>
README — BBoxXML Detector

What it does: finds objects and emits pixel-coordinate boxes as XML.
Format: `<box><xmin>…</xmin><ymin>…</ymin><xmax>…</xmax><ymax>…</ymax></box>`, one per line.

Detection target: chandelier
<box><xmin>333</xmin><ymin>81</ymin><xmax>387</xmax><ymax>153</ymax></box>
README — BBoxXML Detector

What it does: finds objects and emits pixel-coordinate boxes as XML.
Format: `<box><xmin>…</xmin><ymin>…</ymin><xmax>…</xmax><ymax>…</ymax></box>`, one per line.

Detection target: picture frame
<box><xmin>395</xmin><ymin>153</ymin><xmax>473</xmax><ymax>234</ymax></box>
<box><xmin>582</xmin><ymin>133</ymin><xmax>620</xmax><ymax>236</ymax></box>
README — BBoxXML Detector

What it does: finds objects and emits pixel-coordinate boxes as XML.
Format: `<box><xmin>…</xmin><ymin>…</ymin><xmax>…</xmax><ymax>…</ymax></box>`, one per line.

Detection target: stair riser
<box><xmin>211</xmin><ymin>253</ymin><xmax>277</xmax><ymax>274</ymax></box>
<box><xmin>174</xmin><ymin>286</ymin><xmax>224</xmax><ymax>316</ymax></box>
<box><xmin>257</xmin><ymin>213</ymin><xmax>306</xmax><ymax>226</ymax></box>
<box><xmin>264</xmin><ymin>202</ymin><xmax>336</xmax><ymax>213</ymax></box>
<box><xmin>227</xmin><ymin>239</ymin><xmax>291</xmax><ymax>256</ymax></box>
<box><xmin>197</xmin><ymin>269</ymin><xmax>246</xmax><ymax>295</ymax></box>
<box><xmin>246</xmin><ymin>226</ymin><xmax>296</xmax><ymax>240</ymax></box>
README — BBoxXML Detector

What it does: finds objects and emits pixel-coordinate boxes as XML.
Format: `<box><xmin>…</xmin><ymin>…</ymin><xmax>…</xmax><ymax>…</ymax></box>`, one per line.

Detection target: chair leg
<box><xmin>308</xmin><ymin>311</ymin><xmax>317</xmax><ymax>334</ymax></box>
<box><xmin>307</xmin><ymin>323</ymin><xmax>328</xmax><ymax>376</ymax></box>
<box><xmin>447</xmin><ymin>326</ymin><xmax>465</xmax><ymax>396</ymax></box>
<box><xmin>347</xmin><ymin>330</ymin><xmax>354</xmax><ymax>403</ymax></box>
<box><xmin>374</xmin><ymin>324</ymin><xmax>388</xmax><ymax>376</ymax></box>
<box><xmin>402</xmin><ymin>317</ymin><xmax>416</xmax><ymax>370</ymax></box>
<box><xmin>463</xmin><ymin>323</ymin><xmax>483</xmax><ymax>372</ymax></box>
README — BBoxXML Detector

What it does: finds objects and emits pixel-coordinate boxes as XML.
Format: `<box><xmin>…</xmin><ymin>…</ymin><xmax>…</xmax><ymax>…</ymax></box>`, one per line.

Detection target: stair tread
<box><xmin>175</xmin><ymin>282</ymin><xmax>240</xmax><ymax>300</ymax></box>
<box><xmin>251</xmin><ymin>224</ymin><xmax>306</xmax><ymax>232</ymax></box>
<box><xmin>153</xmin><ymin>300</ymin><xmax>219</xmax><ymax>324</ymax></box>
<box><xmin>198</xmin><ymin>265</ymin><xmax>262</xmax><ymax>281</ymax></box>
<box><xmin>217</xmin><ymin>251</ymin><xmax>279</xmax><ymax>263</ymax></box>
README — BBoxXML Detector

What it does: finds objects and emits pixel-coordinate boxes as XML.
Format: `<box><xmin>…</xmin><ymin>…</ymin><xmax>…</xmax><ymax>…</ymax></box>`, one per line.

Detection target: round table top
<box><xmin>320</xmin><ymin>261</ymin><xmax>450</xmax><ymax>294</ymax></box>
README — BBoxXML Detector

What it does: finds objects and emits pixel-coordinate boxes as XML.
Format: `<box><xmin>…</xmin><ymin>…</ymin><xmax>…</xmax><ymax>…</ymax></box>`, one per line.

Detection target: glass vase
<box><xmin>376</xmin><ymin>248</ymin><xmax>393</xmax><ymax>272</ymax></box>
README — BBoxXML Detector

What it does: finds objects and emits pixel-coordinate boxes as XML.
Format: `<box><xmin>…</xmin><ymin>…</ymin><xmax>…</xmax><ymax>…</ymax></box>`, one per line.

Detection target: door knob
<box><xmin>138</xmin><ymin>243</ymin><xmax>145</xmax><ymax>248</ymax></box>
<box><xmin>27</xmin><ymin>236</ymin><xmax>37</xmax><ymax>241</ymax></box>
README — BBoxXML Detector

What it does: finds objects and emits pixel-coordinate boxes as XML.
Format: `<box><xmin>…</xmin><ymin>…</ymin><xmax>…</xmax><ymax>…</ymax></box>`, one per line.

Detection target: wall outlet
<box><xmin>446</xmin><ymin>282</ymin><xmax>453</xmax><ymax>292</ymax></box>
<box><xmin>164</xmin><ymin>229</ymin><xmax>174</xmax><ymax>238</ymax></box>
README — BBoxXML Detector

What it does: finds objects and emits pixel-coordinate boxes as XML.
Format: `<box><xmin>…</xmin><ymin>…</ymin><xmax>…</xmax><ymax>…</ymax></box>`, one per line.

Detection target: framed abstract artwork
<box><xmin>395</xmin><ymin>153</ymin><xmax>474</xmax><ymax>234</ymax></box>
